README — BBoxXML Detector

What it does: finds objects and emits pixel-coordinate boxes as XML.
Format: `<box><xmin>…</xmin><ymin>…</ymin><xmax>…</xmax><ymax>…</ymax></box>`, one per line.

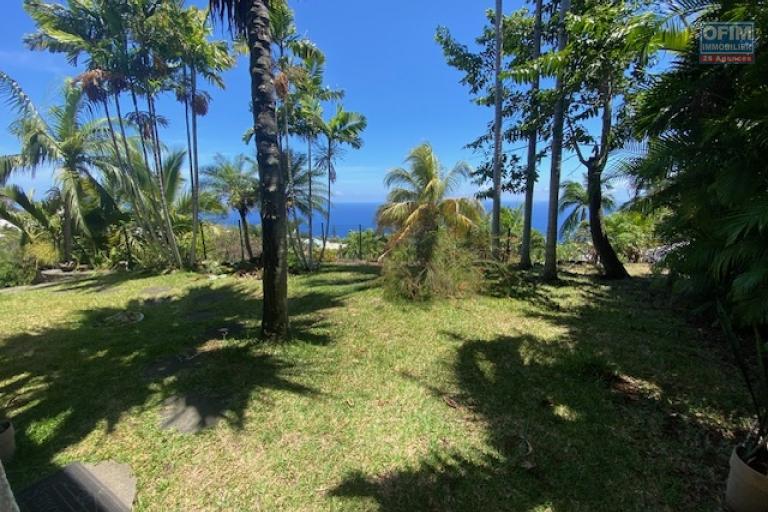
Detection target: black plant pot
<box><xmin>726</xmin><ymin>447</ymin><xmax>768</xmax><ymax>512</ymax></box>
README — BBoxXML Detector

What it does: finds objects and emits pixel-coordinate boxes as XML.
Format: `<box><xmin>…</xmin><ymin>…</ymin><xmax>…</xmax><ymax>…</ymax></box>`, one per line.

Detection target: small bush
<box><xmin>338</xmin><ymin>229</ymin><xmax>387</xmax><ymax>261</ymax></box>
<box><xmin>0</xmin><ymin>232</ymin><xmax>38</xmax><ymax>287</ymax></box>
<box><xmin>382</xmin><ymin>232</ymin><xmax>480</xmax><ymax>301</ymax></box>
<box><xmin>0</xmin><ymin>261</ymin><xmax>36</xmax><ymax>287</ymax></box>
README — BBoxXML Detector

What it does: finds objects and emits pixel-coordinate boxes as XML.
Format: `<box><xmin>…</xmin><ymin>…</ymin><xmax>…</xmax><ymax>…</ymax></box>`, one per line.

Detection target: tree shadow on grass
<box><xmin>0</xmin><ymin>266</ymin><xmax>379</xmax><ymax>490</ymax></box>
<box><xmin>331</xmin><ymin>273</ymin><xmax>748</xmax><ymax>511</ymax></box>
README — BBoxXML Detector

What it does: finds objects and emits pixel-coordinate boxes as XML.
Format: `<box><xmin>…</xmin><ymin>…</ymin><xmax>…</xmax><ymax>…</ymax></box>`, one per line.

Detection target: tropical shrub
<box><xmin>0</xmin><ymin>231</ymin><xmax>37</xmax><ymax>287</ymax></box>
<box><xmin>603</xmin><ymin>210</ymin><xmax>660</xmax><ymax>263</ymax></box>
<box><xmin>377</xmin><ymin>144</ymin><xmax>484</xmax><ymax>299</ymax></box>
<box><xmin>338</xmin><ymin>229</ymin><xmax>387</xmax><ymax>261</ymax></box>
<box><xmin>382</xmin><ymin>231</ymin><xmax>479</xmax><ymax>301</ymax></box>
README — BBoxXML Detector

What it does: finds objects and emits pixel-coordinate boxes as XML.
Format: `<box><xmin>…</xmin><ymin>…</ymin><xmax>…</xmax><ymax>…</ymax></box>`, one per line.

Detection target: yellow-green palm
<box><xmin>377</xmin><ymin>143</ymin><xmax>483</xmax><ymax>253</ymax></box>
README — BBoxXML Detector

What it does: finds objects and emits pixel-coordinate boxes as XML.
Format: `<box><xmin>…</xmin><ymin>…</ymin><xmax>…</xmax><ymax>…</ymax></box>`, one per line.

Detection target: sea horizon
<box><xmin>208</xmin><ymin>200</ymin><xmax>562</xmax><ymax>239</ymax></box>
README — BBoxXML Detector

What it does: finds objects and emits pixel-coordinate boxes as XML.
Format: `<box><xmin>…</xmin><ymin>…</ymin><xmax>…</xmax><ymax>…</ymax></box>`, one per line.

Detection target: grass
<box><xmin>0</xmin><ymin>263</ymin><xmax>752</xmax><ymax>510</ymax></box>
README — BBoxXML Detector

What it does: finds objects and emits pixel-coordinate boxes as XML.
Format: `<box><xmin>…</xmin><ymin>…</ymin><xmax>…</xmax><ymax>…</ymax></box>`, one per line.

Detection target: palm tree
<box><xmin>558</xmin><ymin>179</ymin><xmax>615</xmax><ymax>240</ymax></box>
<box><xmin>0</xmin><ymin>185</ymin><xmax>58</xmax><ymax>247</ymax></box>
<box><xmin>520</xmin><ymin>0</ymin><xmax>543</xmax><ymax>269</ymax></box>
<box><xmin>0</xmin><ymin>74</ymin><xmax>113</xmax><ymax>263</ymax></box>
<box><xmin>25</xmin><ymin>0</ymin><xmax>185</xmax><ymax>268</ymax></box>
<box><xmin>269</xmin><ymin>2</ymin><xmax>319</xmax><ymax>270</ymax></box>
<box><xmin>173</xmin><ymin>6</ymin><xmax>234</xmax><ymax>267</ymax></box>
<box><xmin>377</xmin><ymin>143</ymin><xmax>484</xmax><ymax>264</ymax></box>
<box><xmin>296</xmin><ymin>94</ymin><xmax>323</xmax><ymax>268</ymax></box>
<box><xmin>316</xmin><ymin>105</ymin><xmax>367</xmax><ymax>262</ymax></box>
<box><xmin>491</xmin><ymin>0</ymin><xmax>504</xmax><ymax>258</ymax></box>
<box><xmin>203</xmin><ymin>154</ymin><xmax>260</xmax><ymax>261</ymax></box>
<box><xmin>211</xmin><ymin>0</ymin><xmax>289</xmax><ymax>338</ymax></box>
<box><xmin>543</xmin><ymin>0</ymin><xmax>572</xmax><ymax>281</ymax></box>
<box><xmin>285</xmin><ymin>150</ymin><xmax>327</xmax><ymax>265</ymax></box>
<box><xmin>292</xmin><ymin>54</ymin><xmax>342</xmax><ymax>269</ymax></box>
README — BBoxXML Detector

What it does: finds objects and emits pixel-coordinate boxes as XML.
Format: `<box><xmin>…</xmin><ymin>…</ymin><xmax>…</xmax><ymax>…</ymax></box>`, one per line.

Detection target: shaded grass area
<box><xmin>0</xmin><ymin>264</ymin><xmax>750</xmax><ymax>510</ymax></box>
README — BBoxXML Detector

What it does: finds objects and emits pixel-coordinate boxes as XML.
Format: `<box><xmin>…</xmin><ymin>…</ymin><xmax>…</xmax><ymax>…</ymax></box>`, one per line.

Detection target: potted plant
<box><xmin>719</xmin><ymin>305</ymin><xmax>768</xmax><ymax>512</ymax></box>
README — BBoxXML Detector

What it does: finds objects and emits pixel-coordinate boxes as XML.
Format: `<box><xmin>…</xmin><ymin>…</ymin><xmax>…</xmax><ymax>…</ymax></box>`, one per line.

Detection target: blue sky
<box><xmin>0</xmin><ymin>0</ymin><xmax>631</xmax><ymax>204</ymax></box>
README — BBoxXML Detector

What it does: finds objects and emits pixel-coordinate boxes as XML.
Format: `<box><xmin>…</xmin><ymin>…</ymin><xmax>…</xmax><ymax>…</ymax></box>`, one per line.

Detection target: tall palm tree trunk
<box><xmin>239</xmin><ymin>208</ymin><xmax>255</xmax><ymax>260</ymax></box>
<box><xmin>491</xmin><ymin>0</ymin><xmax>504</xmax><ymax>259</ymax></box>
<box><xmin>147</xmin><ymin>92</ymin><xmax>183</xmax><ymax>268</ymax></box>
<box><xmin>520</xmin><ymin>0</ymin><xmax>542</xmax><ymax>269</ymax></box>
<box><xmin>280</xmin><ymin>100</ymin><xmax>309</xmax><ymax>269</ymax></box>
<box><xmin>190</xmin><ymin>67</ymin><xmax>201</xmax><ymax>268</ymax></box>
<box><xmin>114</xmin><ymin>92</ymin><xmax>164</xmax><ymax>255</ymax></box>
<box><xmin>543</xmin><ymin>0</ymin><xmax>571</xmax><ymax>281</ymax></box>
<box><xmin>246</xmin><ymin>0</ymin><xmax>289</xmax><ymax>338</ymax></box>
<box><xmin>62</xmin><ymin>201</ymin><xmax>73</xmax><ymax>262</ymax></box>
<box><xmin>183</xmin><ymin>66</ymin><xmax>196</xmax><ymax>266</ymax></box>
<box><xmin>318</xmin><ymin>140</ymin><xmax>332</xmax><ymax>264</ymax></box>
<box><xmin>129</xmin><ymin>88</ymin><xmax>151</xmax><ymax>171</ymax></box>
<box><xmin>587</xmin><ymin>85</ymin><xmax>629</xmax><ymax>279</ymax></box>
<box><xmin>102</xmin><ymin>98</ymin><xmax>123</xmax><ymax>168</ymax></box>
<box><xmin>307</xmin><ymin>136</ymin><xmax>313</xmax><ymax>268</ymax></box>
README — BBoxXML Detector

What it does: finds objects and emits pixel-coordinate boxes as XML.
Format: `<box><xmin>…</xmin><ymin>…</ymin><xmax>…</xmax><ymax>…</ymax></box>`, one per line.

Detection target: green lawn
<box><xmin>0</xmin><ymin>264</ymin><xmax>751</xmax><ymax>510</ymax></box>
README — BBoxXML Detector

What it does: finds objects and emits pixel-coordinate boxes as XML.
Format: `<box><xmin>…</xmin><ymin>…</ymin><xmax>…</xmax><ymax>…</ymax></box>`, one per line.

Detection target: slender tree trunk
<box><xmin>543</xmin><ymin>0</ymin><xmax>571</xmax><ymax>281</ymax></box>
<box><xmin>200</xmin><ymin>221</ymin><xmax>208</xmax><ymax>260</ymax></box>
<box><xmin>247</xmin><ymin>0</ymin><xmax>290</xmax><ymax>338</ymax></box>
<box><xmin>491</xmin><ymin>0</ymin><xmax>504</xmax><ymax>259</ymax></box>
<box><xmin>282</xmin><ymin>101</ymin><xmax>308</xmax><ymax>270</ymax></box>
<box><xmin>129</xmin><ymin>86</ymin><xmax>170</xmax><ymax>255</ymax></box>
<box><xmin>130</xmin><ymin>88</ymin><xmax>151</xmax><ymax>171</ymax></box>
<box><xmin>102</xmin><ymin>98</ymin><xmax>123</xmax><ymax>167</ymax></box>
<box><xmin>307</xmin><ymin>136</ymin><xmax>314</xmax><ymax>269</ymax></box>
<box><xmin>114</xmin><ymin>91</ymin><xmax>163</xmax><ymax>255</ymax></box>
<box><xmin>587</xmin><ymin>83</ymin><xmax>629</xmax><ymax>279</ymax></box>
<box><xmin>520</xmin><ymin>0</ymin><xmax>542</xmax><ymax>269</ymax></box>
<box><xmin>147</xmin><ymin>92</ymin><xmax>183</xmax><ymax>268</ymax></box>
<box><xmin>183</xmin><ymin>66</ymin><xmax>196</xmax><ymax>264</ymax></box>
<box><xmin>237</xmin><ymin>218</ymin><xmax>245</xmax><ymax>262</ymax></box>
<box><xmin>240</xmin><ymin>209</ymin><xmax>255</xmax><ymax>260</ymax></box>
<box><xmin>279</xmin><ymin>96</ymin><xmax>307</xmax><ymax>269</ymax></box>
<box><xmin>190</xmin><ymin>66</ymin><xmax>201</xmax><ymax>268</ymax></box>
<box><xmin>62</xmin><ymin>201</ymin><xmax>73</xmax><ymax>263</ymax></box>
<box><xmin>587</xmin><ymin>164</ymin><xmax>628</xmax><ymax>279</ymax></box>
<box><xmin>318</xmin><ymin>139</ymin><xmax>332</xmax><ymax>263</ymax></box>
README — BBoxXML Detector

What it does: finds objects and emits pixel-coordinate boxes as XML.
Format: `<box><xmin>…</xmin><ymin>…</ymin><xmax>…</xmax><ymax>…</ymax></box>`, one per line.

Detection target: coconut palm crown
<box><xmin>377</xmin><ymin>143</ymin><xmax>483</xmax><ymax>252</ymax></box>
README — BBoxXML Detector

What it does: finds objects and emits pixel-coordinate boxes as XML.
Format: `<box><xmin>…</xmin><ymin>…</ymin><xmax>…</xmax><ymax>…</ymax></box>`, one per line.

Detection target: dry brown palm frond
<box><xmin>75</xmin><ymin>69</ymin><xmax>108</xmax><ymax>103</ymax></box>
<box><xmin>193</xmin><ymin>93</ymin><xmax>210</xmax><ymax>116</ymax></box>
<box><xmin>275</xmin><ymin>72</ymin><xmax>290</xmax><ymax>100</ymax></box>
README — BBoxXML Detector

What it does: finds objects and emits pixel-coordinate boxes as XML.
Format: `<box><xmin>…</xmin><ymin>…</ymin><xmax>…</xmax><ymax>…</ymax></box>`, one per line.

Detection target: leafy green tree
<box><xmin>0</xmin><ymin>74</ymin><xmax>115</xmax><ymax>263</ymax></box>
<box><xmin>519</xmin><ymin>0</ymin><xmax>543</xmax><ymax>269</ymax></box>
<box><xmin>203</xmin><ymin>154</ymin><xmax>260</xmax><ymax>260</ymax></box>
<box><xmin>628</xmin><ymin>0</ymin><xmax>768</xmax><ymax>327</ymax></box>
<box><xmin>542</xmin><ymin>0</ymin><xmax>570</xmax><ymax>280</ymax></box>
<box><xmin>491</xmin><ymin>0</ymin><xmax>504</xmax><ymax>258</ymax></box>
<box><xmin>211</xmin><ymin>0</ymin><xmax>289</xmax><ymax>338</ymax></box>
<box><xmin>23</xmin><ymin>0</ymin><xmax>224</xmax><ymax>268</ymax></box>
<box><xmin>437</xmin><ymin>3</ymin><xmax>556</xmax><ymax>262</ymax></box>
<box><xmin>293</xmin><ymin>54</ymin><xmax>342</xmax><ymax>269</ymax></box>
<box><xmin>377</xmin><ymin>143</ymin><xmax>484</xmax><ymax>265</ymax></box>
<box><xmin>172</xmin><ymin>6</ymin><xmax>234</xmax><ymax>267</ymax></box>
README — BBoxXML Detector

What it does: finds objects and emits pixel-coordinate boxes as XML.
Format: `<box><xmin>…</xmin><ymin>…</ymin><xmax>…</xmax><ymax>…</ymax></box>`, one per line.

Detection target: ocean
<box><xmin>210</xmin><ymin>200</ymin><xmax>557</xmax><ymax>239</ymax></box>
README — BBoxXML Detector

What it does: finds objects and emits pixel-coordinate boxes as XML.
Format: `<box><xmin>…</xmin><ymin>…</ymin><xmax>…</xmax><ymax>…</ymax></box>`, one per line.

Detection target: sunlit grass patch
<box><xmin>0</xmin><ymin>264</ymin><xmax>751</xmax><ymax>510</ymax></box>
